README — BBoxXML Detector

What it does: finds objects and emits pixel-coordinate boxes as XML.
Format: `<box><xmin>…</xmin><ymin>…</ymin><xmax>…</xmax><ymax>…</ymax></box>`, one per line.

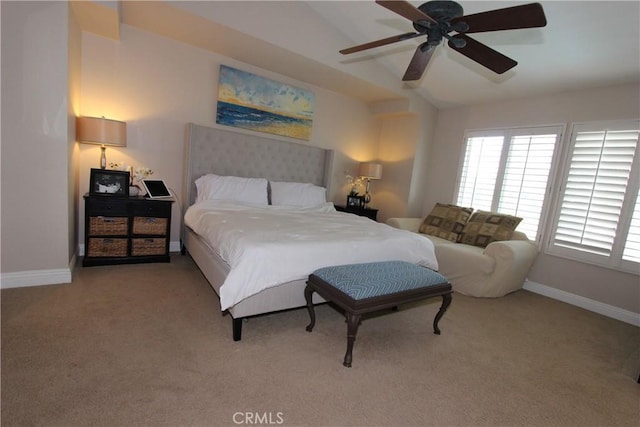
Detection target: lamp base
<box><xmin>100</xmin><ymin>145</ymin><xmax>107</xmax><ymax>169</ymax></box>
<box><xmin>363</xmin><ymin>179</ymin><xmax>372</xmax><ymax>208</ymax></box>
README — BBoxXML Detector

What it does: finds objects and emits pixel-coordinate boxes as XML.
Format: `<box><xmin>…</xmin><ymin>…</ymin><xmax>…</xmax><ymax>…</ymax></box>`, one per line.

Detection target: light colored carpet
<box><xmin>2</xmin><ymin>255</ymin><xmax>639</xmax><ymax>427</ymax></box>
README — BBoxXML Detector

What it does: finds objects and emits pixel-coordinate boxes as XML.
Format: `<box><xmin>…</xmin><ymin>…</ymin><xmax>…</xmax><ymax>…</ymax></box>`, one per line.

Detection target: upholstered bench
<box><xmin>304</xmin><ymin>261</ymin><xmax>452</xmax><ymax>367</ymax></box>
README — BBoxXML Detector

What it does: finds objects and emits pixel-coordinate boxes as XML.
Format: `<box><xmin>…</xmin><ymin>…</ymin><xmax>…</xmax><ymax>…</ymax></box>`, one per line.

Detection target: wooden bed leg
<box><xmin>232</xmin><ymin>317</ymin><xmax>243</xmax><ymax>341</ymax></box>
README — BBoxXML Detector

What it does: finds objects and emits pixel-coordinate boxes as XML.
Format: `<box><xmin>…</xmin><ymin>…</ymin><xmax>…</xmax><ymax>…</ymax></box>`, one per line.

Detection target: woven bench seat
<box><xmin>305</xmin><ymin>261</ymin><xmax>452</xmax><ymax>367</ymax></box>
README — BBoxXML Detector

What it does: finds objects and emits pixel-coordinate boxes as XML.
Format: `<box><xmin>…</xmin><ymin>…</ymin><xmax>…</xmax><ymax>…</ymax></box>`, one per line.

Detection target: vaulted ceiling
<box><xmin>74</xmin><ymin>1</ymin><xmax>640</xmax><ymax>109</ymax></box>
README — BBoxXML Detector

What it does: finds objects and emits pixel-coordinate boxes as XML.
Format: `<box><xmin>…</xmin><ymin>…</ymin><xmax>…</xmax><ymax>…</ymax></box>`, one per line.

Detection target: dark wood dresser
<box><xmin>83</xmin><ymin>194</ymin><xmax>173</xmax><ymax>267</ymax></box>
<box><xmin>335</xmin><ymin>204</ymin><xmax>379</xmax><ymax>221</ymax></box>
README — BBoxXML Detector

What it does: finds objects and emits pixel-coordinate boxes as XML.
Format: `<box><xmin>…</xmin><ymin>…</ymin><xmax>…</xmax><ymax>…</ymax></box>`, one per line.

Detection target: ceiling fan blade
<box><xmin>451</xmin><ymin>3</ymin><xmax>547</xmax><ymax>33</ymax></box>
<box><xmin>376</xmin><ymin>0</ymin><xmax>437</xmax><ymax>24</ymax></box>
<box><xmin>340</xmin><ymin>32</ymin><xmax>422</xmax><ymax>55</ymax></box>
<box><xmin>402</xmin><ymin>43</ymin><xmax>436</xmax><ymax>81</ymax></box>
<box><xmin>448</xmin><ymin>34</ymin><xmax>517</xmax><ymax>74</ymax></box>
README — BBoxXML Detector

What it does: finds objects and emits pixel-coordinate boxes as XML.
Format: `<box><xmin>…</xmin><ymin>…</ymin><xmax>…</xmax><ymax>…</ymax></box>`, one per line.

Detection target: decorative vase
<box><xmin>129</xmin><ymin>185</ymin><xmax>141</xmax><ymax>196</ymax></box>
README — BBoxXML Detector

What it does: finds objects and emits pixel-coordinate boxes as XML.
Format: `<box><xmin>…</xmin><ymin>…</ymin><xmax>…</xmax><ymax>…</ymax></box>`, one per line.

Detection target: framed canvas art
<box><xmin>216</xmin><ymin>65</ymin><xmax>315</xmax><ymax>140</ymax></box>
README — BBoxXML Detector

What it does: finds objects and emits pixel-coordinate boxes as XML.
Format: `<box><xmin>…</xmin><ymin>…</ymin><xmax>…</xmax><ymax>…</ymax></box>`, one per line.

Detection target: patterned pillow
<box><xmin>458</xmin><ymin>211</ymin><xmax>523</xmax><ymax>248</ymax></box>
<box><xmin>419</xmin><ymin>203</ymin><xmax>473</xmax><ymax>242</ymax></box>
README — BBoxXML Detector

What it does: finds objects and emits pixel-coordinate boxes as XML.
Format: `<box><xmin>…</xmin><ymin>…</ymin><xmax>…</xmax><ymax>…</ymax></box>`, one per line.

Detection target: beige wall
<box><xmin>375</xmin><ymin>114</ymin><xmax>421</xmax><ymax>223</ymax></box>
<box><xmin>68</xmin><ymin>3</ymin><xmax>82</xmax><ymax>264</ymax></box>
<box><xmin>425</xmin><ymin>83</ymin><xmax>640</xmax><ymax>314</ymax></box>
<box><xmin>375</xmin><ymin>114</ymin><xmax>431</xmax><ymax>223</ymax></box>
<box><xmin>1</xmin><ymin>2</ymin><xmax>73</xmax><ymax>279</ymax></box>
<box><xmin>77</xmin><ymin>26</ymin><xmax>382</xmax><ymax>248</ymax></box>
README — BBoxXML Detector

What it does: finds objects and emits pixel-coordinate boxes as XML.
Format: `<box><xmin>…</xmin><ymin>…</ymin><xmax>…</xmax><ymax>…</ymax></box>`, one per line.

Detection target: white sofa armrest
<box><xmin>386</xmin><ymin>217</ymin><xmax>423</xmax><ymax>233</ymax></box>
<box><xmin>481</xmin><ymin>239</ymin><xmax>539</xmax><ymax>297</ymax></box>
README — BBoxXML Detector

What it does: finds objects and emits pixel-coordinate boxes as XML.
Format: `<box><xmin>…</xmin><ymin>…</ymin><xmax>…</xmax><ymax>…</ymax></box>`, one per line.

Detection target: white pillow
<box><xmin>270</xmin><ymin>181</ymin><xmax>326</xmax><ymax>207</ymax></box>
<box><xmin>195</xmin><ymin>174</ymin><xmax>268</xmax><ymax>205</ymax></box>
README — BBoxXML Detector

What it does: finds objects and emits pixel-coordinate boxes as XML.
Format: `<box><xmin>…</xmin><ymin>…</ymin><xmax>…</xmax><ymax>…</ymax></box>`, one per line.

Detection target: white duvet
<box><xmin>184</xmin><ymin>201</ymin><xmax>438</xmax><ymax>310</ymax></box>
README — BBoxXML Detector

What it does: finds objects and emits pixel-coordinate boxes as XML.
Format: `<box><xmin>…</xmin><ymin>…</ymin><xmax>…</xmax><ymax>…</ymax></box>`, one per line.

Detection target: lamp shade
<box><xmin>359</xmin><ymin>162</ymin><xmax>383</xmax><ymax>180</ymax></box>
<box><xmin>76</xmin><ymin>116</ymin><xmax>127</xmax><ymax>147</ymax></box>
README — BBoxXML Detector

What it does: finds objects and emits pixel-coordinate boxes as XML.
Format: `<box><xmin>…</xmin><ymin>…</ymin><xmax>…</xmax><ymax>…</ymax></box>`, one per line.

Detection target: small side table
<box><xmin>83</xmin><ymin>193</ymin><xmax>173</xmax><ymax>267</ymax></box>
<box><xmin>335</xmin><ymin>205</ymin><xmax>378</xmax><ymax>221</ymax></box>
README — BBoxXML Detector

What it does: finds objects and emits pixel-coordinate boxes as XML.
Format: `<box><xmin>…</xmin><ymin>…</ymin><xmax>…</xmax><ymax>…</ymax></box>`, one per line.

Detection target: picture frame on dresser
<box><xmin>89</xmin><ymin>168</ymin><xmax>130</xmax><ymax>196</ymax></box>
<box><xmin>347</xmin><ymin>195</ymin><xmax>364</xmax><ymax>208</ymax></box>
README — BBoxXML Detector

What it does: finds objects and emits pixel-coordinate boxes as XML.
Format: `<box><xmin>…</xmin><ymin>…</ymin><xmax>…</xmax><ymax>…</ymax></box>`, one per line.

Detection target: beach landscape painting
<box><xmin>216</xmin><ymin>65</ymin><xmax>315</xmax><ymax>141</ymax></box>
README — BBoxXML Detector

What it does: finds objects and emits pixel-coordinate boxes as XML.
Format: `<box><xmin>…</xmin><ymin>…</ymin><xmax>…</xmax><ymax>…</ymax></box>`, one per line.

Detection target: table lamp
<box><xmin>76</xmin><ymin>116</ymin><xmax>127</xmax><ymax>169</ymax></box>
<box><xmin>359</xmin><ymin>162</ymin><xmax>383</xmax><ymax>208</ymax></box>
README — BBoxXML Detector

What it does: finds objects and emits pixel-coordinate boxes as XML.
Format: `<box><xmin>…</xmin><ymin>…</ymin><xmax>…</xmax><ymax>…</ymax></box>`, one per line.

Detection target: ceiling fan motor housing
<box><xmin>414</xmin><ymin>1</ymin><xmax>465</xmax><ymax>45</ymax></box>
<box><xmin>415</xmin><ymin>0</ymin><xmax>463</xmax><ymax>25</ymax></box>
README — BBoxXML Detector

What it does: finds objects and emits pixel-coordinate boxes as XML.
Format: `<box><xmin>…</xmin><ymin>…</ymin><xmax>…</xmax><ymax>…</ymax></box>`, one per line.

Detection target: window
<box><xmin>623</xmin><ymin>192</ymin><xmax>640</xmax><ymax>263</ymax></box>
<box><xmin>548</xmin><ymin>120</ymin><xmax>640</xmax><ymax>272</ymax></box>
<box><xmin>457</xmin><ymin>133</ymin><xmax>503</xmax><ymax>210</ymax></box>
<box><xmin>456</xmin><ymin>126</ymin><xmax>563</xmax><ymax>241</ymax></box>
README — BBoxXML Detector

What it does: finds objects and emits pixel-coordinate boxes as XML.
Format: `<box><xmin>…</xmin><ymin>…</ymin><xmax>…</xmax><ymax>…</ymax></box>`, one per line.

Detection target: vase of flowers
<box><xmin>130</xmin><ymin>167</ymin><xmax>153</xmax><ymax>196</ymax></box>
<box><xmin>109</xmin><ymin>162</ymin><xmax>154</xmax><ymax>196</ymax></box>
<box><xmin>344</xmin><ymin>172</ymin><xmax>363</xmax><ymax>196</ymax></box>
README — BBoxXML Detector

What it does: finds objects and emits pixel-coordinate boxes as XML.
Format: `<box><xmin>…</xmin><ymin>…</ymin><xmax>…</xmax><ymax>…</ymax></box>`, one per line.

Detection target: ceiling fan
<box><xmin>340</xmin><ymin>0</ymin><xmax>547</xmax><ymax>81</ymax></box>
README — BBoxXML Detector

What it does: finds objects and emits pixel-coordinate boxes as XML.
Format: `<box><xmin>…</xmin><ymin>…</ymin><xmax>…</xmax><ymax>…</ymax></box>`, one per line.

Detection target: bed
<box><xmin>181</xmin><ymin>123</ymin><xmax>438</xmax><ymax>341</ymax></box>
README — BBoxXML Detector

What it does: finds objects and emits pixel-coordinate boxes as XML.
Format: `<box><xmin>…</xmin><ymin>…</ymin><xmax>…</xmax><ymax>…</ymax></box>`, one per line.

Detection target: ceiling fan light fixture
<box><xmin>451</xmin><ymin>21</ymin><xmax>469</xmax><ymax>33</ymax></box>
<box><xmin>447</xmin><ymin>35</ymin><xmax>466</xmax><ymax>49</ymax></box>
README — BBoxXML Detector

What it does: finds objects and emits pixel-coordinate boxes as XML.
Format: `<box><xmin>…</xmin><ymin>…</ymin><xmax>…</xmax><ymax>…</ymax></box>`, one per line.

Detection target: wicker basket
<box><xmin>132</xmin><ymin>217</ymin><xmax>167</xmax><ymax>235</ymax></box>
<box><xmin>87</xmin><ymin>238</ymin><xmax>127</xmax><ymax>257</ymax></box>
<box><xmin>89</xmin><ymin>216</ymin><xmax>128</xmax><ymax>235</ymax></box>
<box><xmin>131</xmin><ymin>238</ymin><xmax>166</xmax><ymax>256</ymax></box>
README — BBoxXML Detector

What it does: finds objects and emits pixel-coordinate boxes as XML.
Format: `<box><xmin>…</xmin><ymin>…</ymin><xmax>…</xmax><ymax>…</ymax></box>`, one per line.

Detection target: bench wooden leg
<box><xmin>304</xmin><ymin>284</ymin><xmax>316</xmax><ymax>332</ymax></box>
<box><xmin>343</xmin><ymin>312</ymin><xmax>361</xmax><ymax>368</ymax></box>
<box><xmin>433</xmin><ymin>293</ymin><xmax>452</xmax><ymax>335</ymax></box>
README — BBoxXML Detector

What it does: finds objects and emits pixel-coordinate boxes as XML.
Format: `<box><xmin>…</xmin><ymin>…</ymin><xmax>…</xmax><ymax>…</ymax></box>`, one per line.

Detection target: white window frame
<box><xmin>454</xmin><ymin>125</ymin><xmax>564</xmax><ymax>242</ymax></box>
<box><xmin>546</xmin><ymin>119</ymin><xmax>640</xmax><ymax>274</ymax></box>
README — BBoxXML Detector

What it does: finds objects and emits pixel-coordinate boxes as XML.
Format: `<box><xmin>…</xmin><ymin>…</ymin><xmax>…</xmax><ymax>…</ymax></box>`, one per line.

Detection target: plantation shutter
<box><xmin>456</xmin><ymin>127</ymin><xmax>561</xmax><ymax>241</ymax></box>
<box><xmin>498</xmin><ymin>133</ymin><xmax>558</xmax><ymax>240</ymax></box>
<box><xmin>552</xmin><ymin>126</ymin><xmax>639</xmax><ymax>257</ymax></box>
<box><xmin>456</xmin><ymin>135</ymin><xmax>503</xmax><ymax>210</ymax></box>
<box><xmin>622</xmin><ymin>191</ymin><xmax>640</xmax><ymax>263</ymax></box>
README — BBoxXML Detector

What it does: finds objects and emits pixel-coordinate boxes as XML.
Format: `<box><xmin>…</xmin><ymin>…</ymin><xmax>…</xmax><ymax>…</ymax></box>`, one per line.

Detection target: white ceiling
<box><xmin>306</xmin><ymin>0</ymin><xmax>640</xmax><ymax>108</ymax></box>
<box><xmin>81</xmin><ymin>1</ymin><xmax>640</xmax><ymax>109</ymax></box>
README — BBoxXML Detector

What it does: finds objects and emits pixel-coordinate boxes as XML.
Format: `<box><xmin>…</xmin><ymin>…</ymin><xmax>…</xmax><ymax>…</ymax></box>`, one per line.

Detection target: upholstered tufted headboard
<box><xmin>182</xmin><ymin>123</ymin><xmax>334</xmax><ymax>210</ymax></box>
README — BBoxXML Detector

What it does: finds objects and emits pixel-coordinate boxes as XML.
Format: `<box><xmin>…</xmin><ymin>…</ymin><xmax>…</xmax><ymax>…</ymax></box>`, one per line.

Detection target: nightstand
<box><xmin>335</xmin><ymin>205</ymin><xmax>378</xmax><ymax>221</ymax></box>
<box><xmin>83</xmin><ymin>194</ymin><xmax>173</xmax><ymax>266</ymax></box>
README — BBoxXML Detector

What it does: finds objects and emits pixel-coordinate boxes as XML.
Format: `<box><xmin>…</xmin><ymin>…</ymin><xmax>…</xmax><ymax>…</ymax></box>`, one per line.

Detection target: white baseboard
<box><xmin>3</xmin><ymin>255</ymin><xmax>637</xmax><ymax>328</ymax></box>
<box><xmin>523</xmin><ymin>281</ymin><xmax>640</xmax><ymax>327</ymax></box>
<box><xmin>1</xmin><ymin>268</ymin><xmax>72</xmax><ymax>289</ymax></box>
<box><xmin>2</xmin><ymin>241</ymin><xmax>183</xmax><ymax>290</ymax></box>
<box><xmin>169</xmin><ymin>240</ymin><xmax>182</xmax><ymax>253</ymax></box>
